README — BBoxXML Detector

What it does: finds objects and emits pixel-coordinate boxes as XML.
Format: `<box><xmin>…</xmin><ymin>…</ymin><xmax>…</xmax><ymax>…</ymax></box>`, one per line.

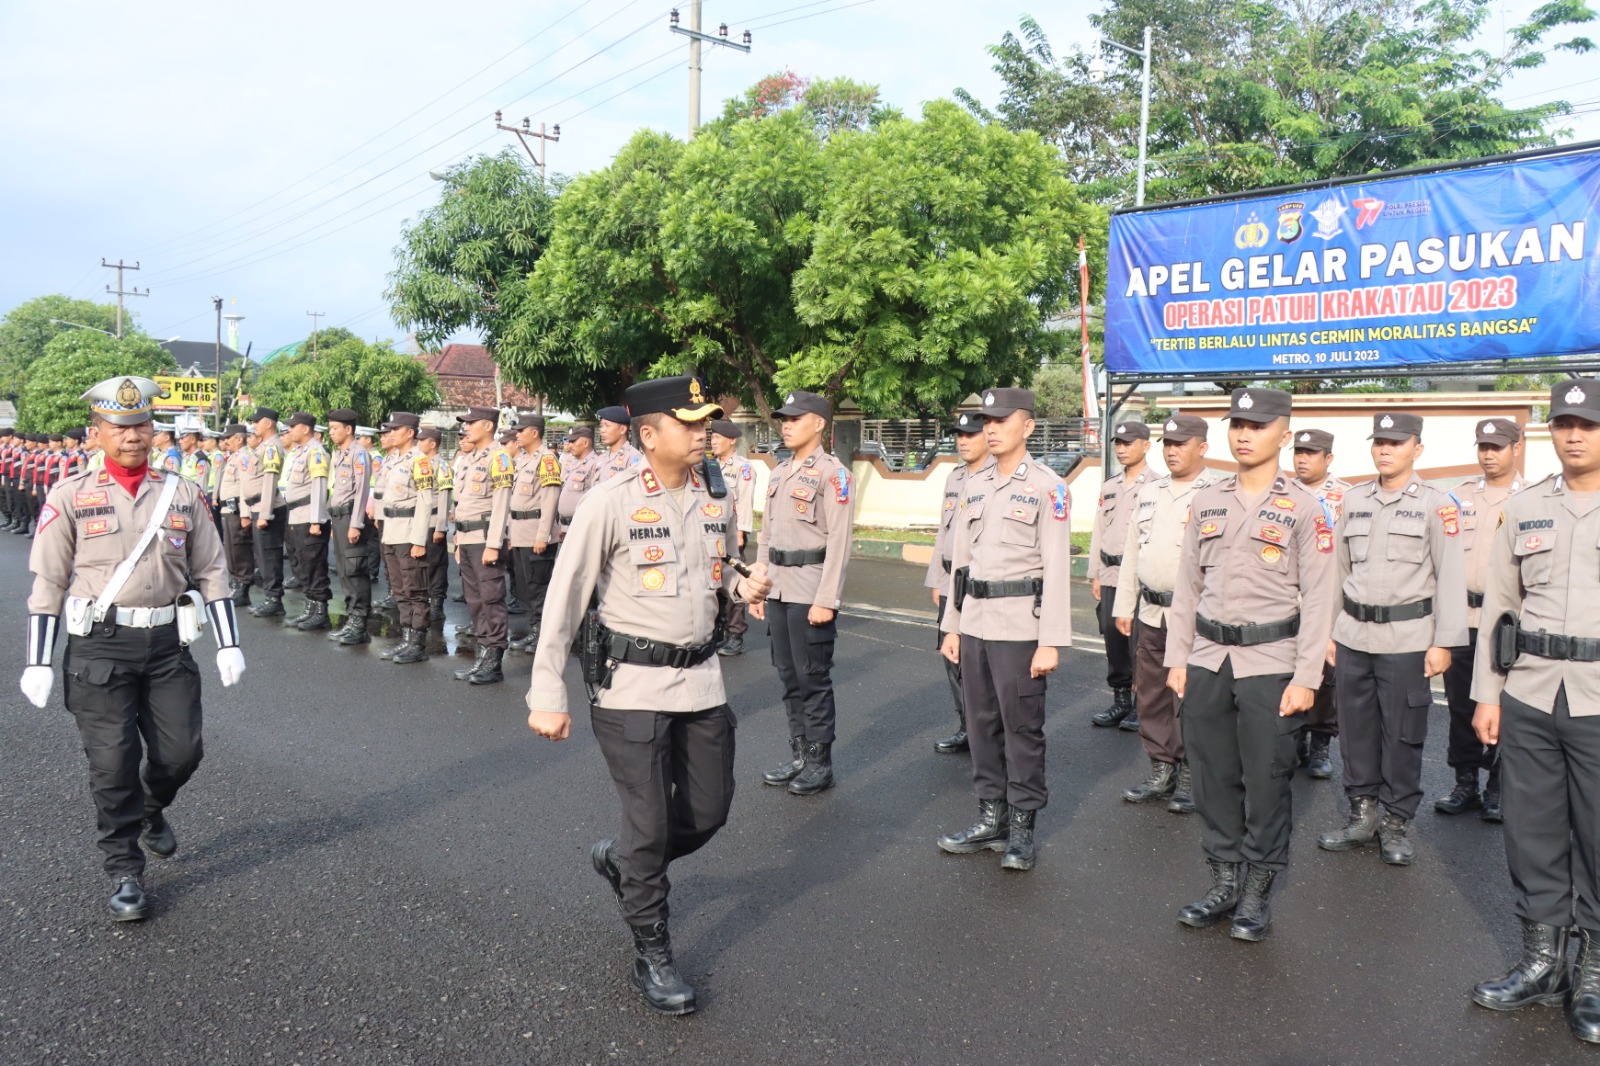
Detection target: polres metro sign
<box><xmin>153</xmin><ymin>376</ymin><xmax>218</xmax><ymax>409</ymax></box>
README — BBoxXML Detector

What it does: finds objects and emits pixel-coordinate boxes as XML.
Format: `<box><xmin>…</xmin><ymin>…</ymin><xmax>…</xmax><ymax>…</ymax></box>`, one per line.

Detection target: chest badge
<box><xmin>1260</xmin><ymin>545</ymin><xmax>1282</xmax><ymax>564</ymax></box>
<box><xmin>631</xmin><ymin>507</ymin><xmax>662</xmax><ymax>524</ymax></box>
<box><xmin>1199</xmin><ymin>521</ymin><xmax>1218</xmax><ymax>536</ymax></box>
<box><xmin>701</xmin><ymin>503</ymin><xmax>724</xmax><ymax>518</ymax></box>
<box><xmin>1524</xmin><ymin>535</ymin><xmax>1543</xmax><ymax>551</ymax></box>
<box><xmin>641</xmin><ymin>567</ymin><xmax>666</xmax><ymax>591</ymax></box>
<box><xmin>643</xmin><ymin>545</ymin><xmax>665</xmax><ymax>562</ymax></box>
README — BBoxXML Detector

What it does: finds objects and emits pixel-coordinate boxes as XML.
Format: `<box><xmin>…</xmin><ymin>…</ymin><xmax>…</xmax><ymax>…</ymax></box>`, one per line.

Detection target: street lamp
<box><xmin>48</xmin><ymin>318</ymin><xmax>115</xmax><ymax>337</ymax></box>
<box><xmin>1095</xmin><ymin>25</ymin><xmax>1153</xmax><ymax>207</ymax></box>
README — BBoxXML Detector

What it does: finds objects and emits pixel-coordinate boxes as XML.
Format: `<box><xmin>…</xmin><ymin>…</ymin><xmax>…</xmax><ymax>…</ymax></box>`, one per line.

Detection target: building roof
<box><xmin>417</xmin><ymin>342</ymin><xmax>537</xmax><ymax>408</ymax></box>
<box><xmin>159</xmin><ymin>339</ymin><xmax>244</xmax><ymax>367</ymax></box>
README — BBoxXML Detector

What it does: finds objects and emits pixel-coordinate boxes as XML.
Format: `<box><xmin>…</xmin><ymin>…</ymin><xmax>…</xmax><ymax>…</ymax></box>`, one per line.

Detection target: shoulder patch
<box><xmin>37</xmin><ymin>502</ymin><xmax>59</xmax><ymax>533</ymax></box>
<box><xmin>538</xmin><ymin>452</ymin><xmax>562</xmax><ymax>487</ymax></box>
<box><xmin>832</xmin><ymin>469</ymin><xmax>851</xmax><ymax>504</ymax></box>
<box><xmin>307</xmin><ymin>447</ymin><xmax>330</xmax><ymax>480</ymax></box>
<box><xmin>1050</xmin><ymin>483</ymin><xmax>1069</xmax><ymax>520</ymax></box>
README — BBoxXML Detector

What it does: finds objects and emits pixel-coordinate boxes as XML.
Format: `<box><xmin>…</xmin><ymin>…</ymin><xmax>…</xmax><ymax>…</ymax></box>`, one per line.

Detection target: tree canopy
<box><xmin>0</xmin><ymin>295</ymin><xmax>126</xmax><ymax>402</ymax></box>
<box><xmin>17</xmin><ymin>330</ymin><xmax>176</xmax><ymax>433</ymax></box>
<box><xmin>249</xmin><ymin>336</ymin><xmax>439</xmax><ymax>426</ymax></box>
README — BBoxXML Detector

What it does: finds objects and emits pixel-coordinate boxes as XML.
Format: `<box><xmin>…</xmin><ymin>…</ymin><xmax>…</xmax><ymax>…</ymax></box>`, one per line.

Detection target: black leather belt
<box><xmin>1196</xmin><ymin>614</ymin><xmax>1300</xmax><ymax>646</ymax></box>
<box><xmin>245</xmin><ymin>494</ymin><xmax>261</xmax><ymax>505</ymax></box>
<box><xmin>328</xmin><ymin>504</ymin><xmax>354</xmax><ymax>518</ymax></box>
<box><xmin>1343</xmin><ymin>595</ymin><xmax>1433</xmax><ymax>624</ymax></box>
<box><xmin>510</xmin><ymin>508</ymin><xmax>542</xmax><ymax>520</ymax></box>
<box><xmin>1468</xmin><ymin>592</ymin><xmax>1485</xmax><ymax>609</ymax></box>
<box><xmin>285</xmin><ymin>495</ymin><xmax>311</xmax><ymax>507</ymax></box>
<box><xmin>1100</xmin><ymin>550</ymin><xmax>1123</xmax><ymax>567</ymax></box>
<box><xmin>385</xmin><ymin>506</ymin><xmax>416</xmax><ymax>518</ymax></box>
<box><xmin>967</xmin><ymin>577</ymin><xmax>1044</xmax><ymax>599</ymax></box>
<box><xmin>559</xmin><ymin>516</ymin><xmax>572</xmax><ymax>526</ymax></box>
<box><xmin>457</xmin><ymin>519</ymin><xmax>490</xmax><ymax>532</ymax></box>
<box><xmin>604</xmin><ymin>629</ymin><xmax>723</xmax><ymax>669</ymax></box>
<box><xmin>1140</xmin><ymin>585</ymin><xmax>1174</xmax><ymax>607</ymax></box>
<box><xmin>220</xmin><ymin>503</ymin><xmax>238</xmax><ymax>515</ymax></box>
<box><xmin>1516</xmin><ymin>629</ymin><xmax>1600</xmax><ymax>662</ymax></box>
<box><xmin>770</xmin><ymin>548</ymin><xmax>826</xmax><ymax>566</ymax></box>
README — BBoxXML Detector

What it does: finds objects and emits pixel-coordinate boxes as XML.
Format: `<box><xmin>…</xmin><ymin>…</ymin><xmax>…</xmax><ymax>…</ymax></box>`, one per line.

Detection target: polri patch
<box><xmin>1261</xmin><ymin>545</ymin><xmax>1282</xmax><ymax>564</ymax></box>
<box><xmin>641</xmin><ymin>567</ymin><xmax>666</xmax><ymax>591</ymax></box>
<box><xmin>1524</xmin><ymin>535</ymin><xmax>1544</xmax><ymax>551</ymax></box>
<box><xmin>701</xmin><ymin>503</ymin><xmax>724</xmax><ymax>518</ymax></box>
<box><xmin>631</xmin><ymin>507</ymin><xmax>662</xmax><ymax>524</ymax></box>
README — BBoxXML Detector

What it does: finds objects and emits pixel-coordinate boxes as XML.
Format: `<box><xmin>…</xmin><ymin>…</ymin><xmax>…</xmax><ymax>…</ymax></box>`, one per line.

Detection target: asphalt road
<box><xmin>0</xmin><ymin>540</ymin><xmax>1589</xmax><ymax>1065</ymax></box>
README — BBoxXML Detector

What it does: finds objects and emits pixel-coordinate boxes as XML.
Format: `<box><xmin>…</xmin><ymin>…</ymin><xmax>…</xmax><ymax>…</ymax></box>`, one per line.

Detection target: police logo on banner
<box><xmin>1277</xmin><ymin>202</ymin><xmax>1303</xmax><ymax>243</ymax></box>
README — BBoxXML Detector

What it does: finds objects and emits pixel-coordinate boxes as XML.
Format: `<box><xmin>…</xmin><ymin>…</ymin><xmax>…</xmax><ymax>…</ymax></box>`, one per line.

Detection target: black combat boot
<box><xmin>1318</xmin><ymin>795</ymin><xmax>1382</xmax><ymax>851</ymax></box>
<box><xmin>427</xmin><ymin>596</ymin><xmax>445</xmax><ymax>623</ymax></box>
<box><xmin>378</xmin><ymin>631</ymin><xmax>409</xmax><ymax>660</ymax></box>
<box><xmin>591</xmin><ymin>838</ymin><xmax>624</xmax><ymax>904</ymax></box>
<box><xmin>1435</xmin><ymin>767</ymin><xmax>1482</xmax><ymax>815</ymax></box>
<box><xmin>934</xmin><ymin>709</ymin><xmax>969</xmax><ymax>754</ymax></box>
<box><xmin>788</xmin><ymin>741</ymin><xmax>834</xmax><ymax>796</ymax></box>
<box><xmin>1378</xmin><ymin>811</ymin><xmax>1415</xmax><ymax>866</ymax></box>
<box><xmin>628</xmin><ymin>920</ymin><xmax>696</xmax><ymax>1015</ymax></box>
<box><xmin>140</xmin><ymin>813</ymin><xmax>177</xmax><ymax>859</ymax></box>
<box><xmin>454</xmin><ymin>646</ymin><xmax>489</xmax><ymax>681</ymax></box>
<box><xmin>716</xmin><ymin>636</ymin><xmax>744</xmax><ymax>657</ymax></box>
<box><xmin>1091</xmin><ymin>686</ymin><xmax>1135</xmax><ymax>728</ymax></box>
<box><xmin>1472</xmin><ymin>919</ymin><xmax>1572</xmax><ymax>1010</ymax></box>
<box><xmin>506</xmin><ymin>592</ymin><xmax>525</xmax><ymax>615</ymax></box>
<box><xmin>1000</xmin><ymin>808</ymin><xmax>1037</xmax><ymax>871</ymax></box>
<box><xmin>391</xmin><ymin>628</ymin><xmax>430</xmax><ymax>664</ymax></box>
<box><xmin>1305</xmin><ymin>733</ymin><xmax>1334</xmax><ymax>779</ymax></box>
<box><xmin>467</xmin><ymin>647</ymin><xmax>505</xmax><ymax>685</ymax></box>
<box><xmin>110</xmin><ymin>875</ymin><xmax>149</xmax><ymax>921</ymax></box>
<box><xmin>762</xmin><ymin>737</ymin><xmax>806</xmax><ymax>786</ymax></box>
<box><xmin>1178</xmin><ymin>859</ymin><xmax>1241</xmax><ymax>928</ymax></box>
<box><xmin>1123</xmin><ymin>759</ymin><xmax>1177</xmax><ymax>803</ymax></box>
<box><xmin>937</xmin><ymin>799</ymin><xmax>1010</xmax><ymax>854</ymax></box>
<box><xmin>1569</xmin><ymin>928</ymin><xmax>1600</xmax><ymax>1044</ymax></box>
<box><xmin>1118</xmin><ymin>699</ymin><xmax>1141</xmax><ymax>733</ymax></box>
<box><xmin>283</xmin><ymin>573</ymin><xmax>303</xmax><ymax>590</ymax></box>
<box><xmin>1229</xmin><ymin>864</ymin><xmax>1277</xmax><ymax>942</ymax></box>
<box><xmin>456</xmin><ymin>621</ymin><xmax>477</xmax><ymax>638</ymax></box>
<box><xmin>1482</xmin><ymin>764</ymin><xmax>1503</xmax><ymax>823</ymax></box>
<box><xmin>373</xmin><ymin>593</ymin><xmax>397</xmax><ymax>611</ymax></box>
<box><xmin>230</xmin><ymin>582</ymin><xmax>253</xmax><ymax>608</ymax></box>
<box><xmin>249</xmin><ymin>594</ymin><xmax>285</xmax><ymax>618</ymax></box>
<box><xmin>282</xmin><ymin>599</ymin><xmax>314</xmax><ymax>628</ymax></box>
<box><xmin>296</xmin><ymin>601</ymin><xmax>331</xmax><ymax>632</ymax></box>
<box><xmin>337</xmin><ymin>611</ymin><xmax>372</xmax><ymax>646</ymax></box>
<box><xmin>1167</xmin><ymin>760</ymin><xmax>1195</xmax><ymax>814</ymax></box>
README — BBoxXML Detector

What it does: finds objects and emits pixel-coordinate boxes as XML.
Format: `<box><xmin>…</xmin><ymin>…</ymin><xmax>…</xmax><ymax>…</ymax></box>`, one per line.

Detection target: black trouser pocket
<box><xmin>804</xmin><ymin>620</ymin><xmax>836</xmax><ymax>678</ymax></box>
<box><xmin>1015</xmin><ymin>674</ymin><xmax>1047</xmax><ymax>709</ymax></box>
<box><xmin>68</xmin><ymin>658</ymin><xmax>115</xmax><ymax>686</ymax></box>
<box><xmin>1401</xmin><ymin>689</ymin><xmax>1432</xmax><ymax>745</ymax></box>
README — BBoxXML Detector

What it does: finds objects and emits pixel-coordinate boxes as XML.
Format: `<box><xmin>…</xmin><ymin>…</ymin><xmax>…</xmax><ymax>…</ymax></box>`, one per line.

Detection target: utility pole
<box><xmin>493</xmin><ymin>112</ymin><xmax>560</xmax><ymax>182</ymax></box>
<box><xmin>212</xmin><ymin>297</ymin><xmax>224</xmax><ymax>429</ymax></box>
<box><xmin>307</xmin><ymin>311</ymin><xmax>324</xmax><ymax>357</ymax></box>
<box><xmin>101</xmin><ymin>259</ymin><xmax>148</xmax><ymax>338</ymax></box>
<box><xmin>669</xmin><ymin>4</ymin><xmax>752</xmax><ymax>137</ymax></box>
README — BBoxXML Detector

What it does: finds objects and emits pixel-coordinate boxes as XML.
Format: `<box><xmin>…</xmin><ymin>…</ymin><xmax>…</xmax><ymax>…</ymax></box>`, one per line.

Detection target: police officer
<box><xmin>1166</xmin><ymin>388</ymin><xmax>1338</xmax><ymax>941</ymax></box>
<box><xmin>324</xmin><ymin>409</ymin><xmax>375</xmax><ymax>645</ymax></box>
<box><xmin>1318</xmin><ymin>412</ymin><xmax>1467</xmax><ymax>866</ymax></box>
<box><xmin>451</xmin><ymin>407</ymin><xmax>514</xmax><ymax>684</ymax></box>
<box><xmin>1437</xmin><ymin>418</ymin><xmax>1523</xmax><ymax>821</ymax></box>
<box><xmin>525</xmin><ymin>374</ymin><xmax>772</xmax><ymax>1016</ymax></box>
<box><xmin>1468</xmin><ymin>379</ymin><xmax>1600</xmax><ymax>1044</ymax></box>
<box><xmin>936</xmin><ymin>388</ymin><xmax>1071</xmax><ymax>871</ymax></box>
<box><xmin>245</xmin><ymin>407</ymin><xmax>289</xmax><ymax>617</ymax></box>
<box><xmin>177</xmin><ymin>421</ymin><xmax>211</xmax><ymax>487</ymax></box>
<box><xmin>375</xmin><ymin>413</ymin><xmax>437</xmax><ymax>663</ymax></box>
<box><xmin>20</xmin><ymin>375</ymin><xmax>245</xmax><ymax>920</ymax></box>
<box><xmin>1291</xmin><ymin>427</ymin><xmax>1350</xmax><ymax>780</ymax></box>
<box><xmin>1089</xmin><ymin>419</ymin><xmax>1153</xmax><ymax>730</ymax></box>
<box><xmin>216</xmin><ymin>424</ymin><xmax>256</xmax><ymax>607</ymax></box>
<box><xmin>151</xmin><ymin>423</ymin><xmax>182</xmax><ymax>474</ymax></box>
<box><xmin>709</xmin><ymin>418</ymin><xmax>755</xmax><ymax>657</ymax></box>
<box><xmin>281</xmin><ymin>413</ymin><xmax>333</xmax><ymax>631</ymax></box>
<box><xmin>507</xmin><ymin>415</ymin><xmax>562</xmax><ymax>653</ymax></box>
<box><xmin>754</xmin><ymin>390</ymin><xmax>855</xmax><ymax>796</ymax></box>
<box><xmin>924</xmin><ymin>411</ymin><xmax>990</xmax><ymax>752</ymax></box>
<box><xmin>418</xmin><ymin>426</ymin><xmax>451</xmax><ymax>621</ymax></box>
<box><xmin>1113</xmin><ymin>413</ymin><xmax>1211</xmax><ymax>811</ymax></box>
<box><xmin>558</xmin><ymin>426</ymin><xmax>604</xmax><ymax>540</ymax></box>
<box><xmin>596</xmin><ymin>405</ymin><xmax>643</xmax><ymax>483</ymax></box>
<box><xmin>0</xmin><ymin>428</ymin><xmax>16</xmax><ymax>531</ymax></box>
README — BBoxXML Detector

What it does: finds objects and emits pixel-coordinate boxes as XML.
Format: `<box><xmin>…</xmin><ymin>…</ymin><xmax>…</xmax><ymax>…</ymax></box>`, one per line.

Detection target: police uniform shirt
<box><xmin>1455</xmin><ymin>473</ymin><xmax>1524</xmax><ymax>629</ymax></box>
<box><xmin>557</xmin><ymin>452</ymin><xmax>604</xmax><ymax>537</ymax></box>
<box><xmin>249</xmin><ymin>435</ymin><xmax>286</xmax><ymax>519</ymax></box>
<box><xmin>378</xmin><ymin>445</ymin><xmax>437</xmax><ymax>547</ymax></box>
<box><xmin>1165</xmin><ymin>473</ymin><xmax>1339</xmax><ymax>691</ymax></box>
<box><xmin>939</xmin><ymin>453</ymin><xmax>1073</xmax><ymax>646</ymax></box>
<box><xmin>284</xmin><ymin>439</ymin><xmax>331</xmax><ymax>525</ymax></box>
<box><xmin>221</xmin><ymin>444</ymin><xmax>256</xmax><ymax>512</ymax></box>
<box><xmin>431</xmin><ymin>452</ymin><xmax>453</xmax><ymax>536</ymax></box>
<box><xmin>509</xmin><ymin>447</ymin><xmax>562</xmax><ymax>548</ymax></box>
<box><xmin>1473</xmin><ymin>476</ymin><xmax>1600</xmax><ymax>717</ymax></box>
<box><xmin>329</xmin><ymin>443</ymin><xmax>373</xmax><ymax>530</ymax></box>
<box><xmin>179</xmin><ymin>448</ymin><xmax>211</xmax><ymax>487</ymax></box>
<box><xmin>28</xmin><ymin>465</ymin><xmax>231</xmax><ymax>613</ymax></box>
<box><xmin>452</xmin><ymin>445</ymin><xmax>514</xmax><ymax>546</ymax></box>
<box><xmin>1088</xmin><ymin>467</ymin><xmax>1151</xmax><ymax>589</ymax></box>
<box><xmin>525</xmin><ymin>463</ymin><xmax>743</xmax><ymax>716</ymax></box>
<box><xmin>718</xmin><ymin>451</ymin><xmax>756</xmax><ymax>537</ymax></box>
<box><xmin>1334</xmin><ymin>475</ymin><xmax>1469</xmax><ymax>654</ymax></box>
<box><xmin>597</xmin><ymin>441</ymin><xmax>644</xmax><ymax>484</ymax></box>
<box><xmin>754</xmin><ymin>450</ymin><xmax>855</xmax><ymax>609</ymax></box>
<box><xmin>924</xmin><ymin>460</ymin><xmax>993</xmax><ymax>591</ymax></box>
<box><xmin>1313</xmin><ymin>475</ymin><xmax>1354</xmax><ymax>525</ymax></box>
<box><xmin>1112</xmin><ymin>472</ymin><xmax>1211</xmax><ymax>628</ymax></box>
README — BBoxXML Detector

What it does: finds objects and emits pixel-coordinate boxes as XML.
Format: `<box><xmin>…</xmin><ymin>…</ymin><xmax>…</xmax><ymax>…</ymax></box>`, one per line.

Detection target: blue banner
<box><xmin>1104</xmin><ymin>150</ymin><xmax>1600</xmax><ymax>376</ymax></box>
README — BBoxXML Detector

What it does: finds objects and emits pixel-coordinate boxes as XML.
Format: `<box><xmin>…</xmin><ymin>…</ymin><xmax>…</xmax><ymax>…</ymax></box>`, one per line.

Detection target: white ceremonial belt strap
<box><xmin>109</xmin><ymin>605</ymin><xmax>177</xmax><ymax>628</ymax></box>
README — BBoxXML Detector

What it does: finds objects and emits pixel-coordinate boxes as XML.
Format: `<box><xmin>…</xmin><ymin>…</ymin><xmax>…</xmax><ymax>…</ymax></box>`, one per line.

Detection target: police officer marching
<box><xmin>524</xmin><ymin>375</ymin><xmax>772</xmax><ymax>1016</ymax></box>
<box><xmin>1469</xmin><ymin>379</ymin><xmax>1600</xmax><ymax>1045</ymax></box>
<box><xmin>709</xmin><ymin>418</ymin><xmax>755</xmax><ymax>657</ymax></box>
<box><xmin>1167</xmin><ymin>388</ymin><xmax>1338</xmax><ymax>941</ymax></box>
<box><xmin>924</xmin><ymin>411</ymin><xmax>990</xmax><ymax>753</ymax></box>
<box><xmin>754</xmin><ymin>390</ymin><xmax>855</xmax><ymax>796</ymax></box>
<box><xmin>324</xmin><ymin>409</ymin><xmax>375</xmax><ymax>646</ymax></box>
<box><xmin>935</xmin><ymin>388</ymin><xmax>1071</xmax><ymax>872</ymax></box>
<box><xmin>450</xmin><ymin>406</ymin><xmax>514</xmax><ymax>685</ymax></box>
<box><xmin>20</xmin><ymin>376</ymin><xmax>246</xmax><ymax>920</ymax></box>
<box><xmin>1113</xmin><ymin>413</ymin><xmax>1211</xmax><ymax>812</ymax></box>
<box><xmin>1318</xmin><ymin>412</ymin><xmax>1467</xmax><ymax>866</ymax></box>
<box><xmin>1291</xmin><ymin>428</ymin><xmax>1350</xmax><ymax>780</ymax></box>
<box><xmin>1089</xmin><ymin>419</ymin><xmax>1153</xmax><ymax>731</ymax></box>
<box><xmin>1437</xmin><ymin>417</ymin><xmax>1523</xmax><ymax>821</ymax></box>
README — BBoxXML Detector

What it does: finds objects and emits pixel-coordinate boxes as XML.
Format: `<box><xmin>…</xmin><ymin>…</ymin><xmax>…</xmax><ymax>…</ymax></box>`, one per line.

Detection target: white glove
<box><xmin>20</xmin><ymin>666</ymin><xmax>54</xmax><ymax>708</ymax></box>
<box><xmin>216</xmin><ymin>647</ymin><xmax>246</xmax><ymax>687</ymax></box>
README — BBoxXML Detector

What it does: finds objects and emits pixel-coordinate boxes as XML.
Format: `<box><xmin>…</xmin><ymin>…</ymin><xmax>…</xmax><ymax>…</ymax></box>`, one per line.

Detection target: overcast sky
<box><xmin>3</xmin><ymin>0</ymin><xmax>1597</xmax><ymax>358</ymax></box>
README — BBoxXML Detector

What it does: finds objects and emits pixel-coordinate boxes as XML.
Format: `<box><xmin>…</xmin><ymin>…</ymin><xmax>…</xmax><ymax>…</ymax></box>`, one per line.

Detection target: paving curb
<box><xmin>851</xmin><ymin>538</ymin><xmax>1090</xmax><ymax>578</ymax></box>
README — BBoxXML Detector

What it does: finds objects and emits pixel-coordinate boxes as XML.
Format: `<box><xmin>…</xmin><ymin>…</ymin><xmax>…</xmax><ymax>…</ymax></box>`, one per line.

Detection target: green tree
<box><xmin>1032</xmin><ymin>361</ymin><xmax>1086</xmax><ymax>418</ymax></box>
<box><xmin>0</xmin><ymin>295</ymin><xmax>125</xmax><ymax>402</ymax></box>
<box><xmin>17</xmin><ymin>330</ymin><xmax>176</xmax><ymax>432</ymax></box>
<box><xmin>250</xmin><ymin>337</ymin><xmax>439</xmax><ymax>425</ymax></box>
<box><xmin>302</xmin><ymin>325</ymin><xmax>360</xmax><ymax>358</ymax></box>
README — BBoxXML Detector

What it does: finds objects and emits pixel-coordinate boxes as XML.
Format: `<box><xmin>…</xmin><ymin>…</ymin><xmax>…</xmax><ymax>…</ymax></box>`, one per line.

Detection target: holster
<box><xmin>952</xmin><ymin>566</ymin><xmax>969</xmax><ymax>610</ymax></box>
<box><xmin>1492</xmin><ymin>611</ymin><xmax>1520</xmax><ymax>674</ymax></box>
<box><xmin>65</xmin><ymin>596</ymin><xmax>95</xmax><ymax>637</ymax></box>
<box><xmin>580</xmin><ymin>607</ymin><xmax>614</xmax><ymax>702</ymax></box>
<box><xmin>176</xmin><ymin>591</ymin><xmax>205</xmax><ymax>647</ymax></box>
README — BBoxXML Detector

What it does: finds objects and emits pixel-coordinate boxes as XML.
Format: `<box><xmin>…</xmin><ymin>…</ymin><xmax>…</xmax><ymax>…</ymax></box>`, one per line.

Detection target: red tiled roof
<box><xmin>436</xmin><ymin>378</ymin><xmax>538</xmax><ymax>408</ymax></box>
<box><xmin>419</xmin><ymin>342</ymin><xmax>496</xmax><ymax>378</ymax></box>
<box><xmin>418</xmin><ymin>343</ymin><xmax>538</xmax><ymax>408</ymax></box>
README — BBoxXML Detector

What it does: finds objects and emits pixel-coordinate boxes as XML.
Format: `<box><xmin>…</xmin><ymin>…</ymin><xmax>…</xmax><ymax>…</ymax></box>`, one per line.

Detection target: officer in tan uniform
<box><xmin>924</xmin><ymin>411</ymin><xmax>990</xmax><ymax>753</ymax></box>
<box><xmin>1437</xmin><ymin>418</ymin><xmax>1523</xmax><ymax>821</ymax></box>
<box><xmin>1291</xmin><ymin>427</ymin><xmax>1351</xmax><ymax>780</ymax></box>
<box><xmin>753</xmin><ymin>390</ymin><xmax>855</xmax><ymax>796</ymax></box>
<box><xmin>525</xmin><ymin>375</ymin><xmax>772</xmax><ymax>1016</ymax></box>
<box><xmin>451</xmin><ymin>406</ymin><xmax>514</xmax><ymax>684</ymax></box>
<box><xmin>281</xmin><ymin>413</ymin><xmax>332</xmax><ymax>631</ymax></box>
<box><xmin>21</xmin><ymin>376</ymin><xmax>246</xmax><ymax>921</ymax></box>
<box><xmin>418</xmin><ymin>426</ymin><xmax>451</xmax><ymax>620</ymax></box>
<box><xmin>557</xmin><ymin>426</ymin><xmax>603</xmax><ymax>541</ymax></box>
<box><xmin>324</xmin><ymin>408</ymin><xmax>375</xmax><ymax>646</ymax></box>
<box><xmin>710</xmin><ymin>419</ymin><xmax>755</xmax><ymax>657</ymax></box>
<box><xmin>596</xmin><ymin>405</ymin><xmax>644</xmax><ymax>484</ymax></box>
<box><xmin>507</xmin><ymin>415</ymin><xmax>563</xmax><ymax>653</ymax></box>
<box><xmin>1089</xmin><ymin>419</ymin><xmax>1153</xmax><ymax>730</ymax></box>
<box><xmin>1468</xmin><ymin>379</ymin><xmax>1600</xmax><ymax>1043</ymax></box>
<box><xmin>1113</xmin><ymin>413</ymin><xmax>1210</xmax><ymax>812</ymax></box>
<box><xmin>936</xmin><ymin>387</ymin><xmax>1071</xmax><ymax>872</ymax></box>
<box><xmin>1319</xmin><ymin>412</ymin><xmax>1467</xmax><ymax>866</ymax></box>
<box><xmin>375</xmin><ymin>412</ymin><xmax>437</xmax><ymax>664</ymax></box>
<box><xmin>1166</xmin><ymin>387</ymin><xmax>1338</xmax><ymax>942</ymax></box>
<box><xmin>245</xmin><ymin>407</ymin><xmax>289</xmax><ymax>617</ymax></box>
<box><xmin>217</xmin><ymin>424</ymin><xmax>255</xmax><ymax>607</ymax></box>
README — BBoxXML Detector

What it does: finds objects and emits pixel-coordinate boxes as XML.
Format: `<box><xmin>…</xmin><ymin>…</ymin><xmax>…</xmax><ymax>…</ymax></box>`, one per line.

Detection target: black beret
<box><xmin>251</xmin><ymin>407</ymin><xmax>280</xmax><ymax>424</ymax></box>
<box><xmin>709</xmin><ymin>419</ymin><xmax>742</xmax><ymax>439</ymax></box>
<box><xmin>326</xmin><ymin>408</ymin><xmax>360</xmax><ymax>426</ymax></box>
<box><xmin>286</xmin><ymin>412</ymin><xmax>316</xmax><ymax>429</ymax></box>
<box><xmin>596</xmin><ymin>405</ymin><xmax>632</xmax><ymax>425</ymax></box>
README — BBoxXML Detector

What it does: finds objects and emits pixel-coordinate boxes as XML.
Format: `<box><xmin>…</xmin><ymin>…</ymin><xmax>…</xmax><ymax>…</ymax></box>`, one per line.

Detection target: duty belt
<box><xmin>328</xmin><ymin>504</ymin><xmax>354</xmax><ymax>518</ymax></box>
<box><xmin>457</xmin><ymin>519</ymin><xmax>490</xmax><ymax>533</ymax></box>
<box><xmin>244</xmin><ymin>494</ymin><xmax>261</xmax><ymax>505</ymax></box>
<box><xmin>1100</xmin><ymin>550</ymin><xmax>1123</xmax><ymax>567</ymax></box>
<box><xmin>769</xmin><ymin>548</ymin><xmax>826</xmax><ymax>567</ymax></box>
<box><xmin>1467</xmin><ymin>592</ymin><xmax>1486</xmax><ymax>609</ymax></box>
<box><xmin>941</xmin><ymin>558</ymin><xmax>952</xmax><ymax>574</ymax></box>
<box><xmin>1196</xmin><ymin>614</ymin><xmax>1300</xmax><ymax>646</ymax></box>
<box><xmin>510</xmin><ymin>508</ymin><xmax>542</xmax><ymax>520</ymax></box>
<box><xmin>284</xmin><ymin>494</ymin><xmax>311</xmax><ymax>508</ymax></box>
<box><xmin>604</xmin><ymin>629</ymin><xmax>724</xmax><ymax>670</ymax></box>
<box><xmin>1515</xmin><ymin>629</ymin><xmax>1600</xmax><ymax>662</ymax></box>
<box><xmin>385</xmin><ymin>506</ymin><xmax>416</xmax><ymax>518</ymax></box>
<box><xmin>1140</xmin><ymin>585</ymin><xmax>1174</xmax><ymax>607</ymax></box>
<box><xmin>1342</xmin><ymin>595</ymin><xmax>1433</xmax><ymax>624</ymax></box>
<box><xmin>966</xmin><ymin>577</ymin><xmax>1044</xmax><ymax>599</ymax></box>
